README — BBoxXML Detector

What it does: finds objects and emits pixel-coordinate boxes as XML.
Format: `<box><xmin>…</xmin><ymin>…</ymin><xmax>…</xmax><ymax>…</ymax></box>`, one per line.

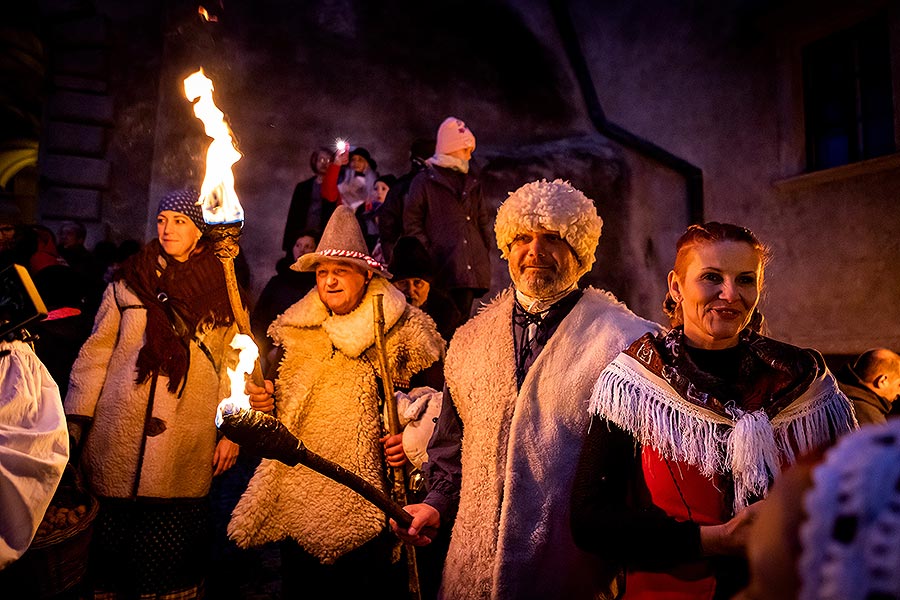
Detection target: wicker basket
<box><xmin>2</xmin><ymin>468</ymin><xmax>99</xmax><ymax>598</ymax></box>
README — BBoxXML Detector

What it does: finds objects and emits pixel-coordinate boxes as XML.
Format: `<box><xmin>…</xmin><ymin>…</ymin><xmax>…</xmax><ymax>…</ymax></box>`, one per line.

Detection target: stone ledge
<box><xmin>47</xmin><ymin>91</ymin><xmax>114</xmax><ymax>125</ymax></box>
<box><xmin>46</xmin><ymin>122</ymin><xmax>107</xmax><ymax>155</ymax></box>
<box><xmin>51</xmin><ymin>48</ymin><xmax>109</xmax><ymax>78</ymax></box>
<box><xmin>48</xmin><ymin>15</ymin><xmax>109</xmax><ymax>46</ymax></box>
<box><xmin>52</xmin><ymin>74</ymin><xmax>108</xmax><ymax>93</ymax></box>
<box><xmin>773</xmin><ymin>152</ymin><xmax>900</xmax><ymax>192</ymax></box>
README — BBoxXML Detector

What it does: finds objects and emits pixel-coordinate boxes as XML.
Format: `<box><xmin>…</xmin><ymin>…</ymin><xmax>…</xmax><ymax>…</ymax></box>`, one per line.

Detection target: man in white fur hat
<box><xmin>228</xmin><ymin>205</ymin><xmax>445</xmax><ymax>597</ymax></box>
<box><xmin>393</xmin><ymin>179</ymin><xmax>661</xmax><ymax>599</ymax></box>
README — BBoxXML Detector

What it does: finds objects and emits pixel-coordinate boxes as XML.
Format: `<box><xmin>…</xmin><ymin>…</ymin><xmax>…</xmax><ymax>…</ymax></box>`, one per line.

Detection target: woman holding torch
<box><xmin>64</xmin><ymin>188</ymin><xmax>241</xmax><ymax>599</ymax></box>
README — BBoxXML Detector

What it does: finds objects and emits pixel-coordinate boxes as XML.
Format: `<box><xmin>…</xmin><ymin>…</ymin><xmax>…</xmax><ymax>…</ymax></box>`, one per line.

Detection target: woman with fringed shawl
<box><xmin>65</xmin><ymin>189</ymin><xmax>242</xmax><ymax>599</ymax></box>
<box><xmin>571</xmin><ymin>222</ymin><xmax>856</xmax><ymax>600</ymax></box>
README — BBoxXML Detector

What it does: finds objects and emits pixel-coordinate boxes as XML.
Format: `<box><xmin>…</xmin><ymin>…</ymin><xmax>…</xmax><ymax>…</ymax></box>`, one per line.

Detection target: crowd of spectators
<box><xmin>1</xmin><ymin>113</ymin><xmax>898</xmax><ymax>600</ymax></box>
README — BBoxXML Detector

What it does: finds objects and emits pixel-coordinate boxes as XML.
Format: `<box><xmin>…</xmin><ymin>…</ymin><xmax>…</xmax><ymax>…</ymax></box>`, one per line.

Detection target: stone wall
<box><xmin>30</xmin><ymin>0</ymin><xmax>898</xmax><ymax>353</ymax></box>
<box><xmin>568</xmin><ymin>0</ymin><xmax>900</xmax><ymax>352</ymax></box>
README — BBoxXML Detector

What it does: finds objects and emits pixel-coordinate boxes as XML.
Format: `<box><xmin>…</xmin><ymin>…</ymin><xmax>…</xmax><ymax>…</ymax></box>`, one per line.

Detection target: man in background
<box><xmin>836</xmin><ymin>347</ymin><xmax>900</xmax><ymax>424</ymax></box>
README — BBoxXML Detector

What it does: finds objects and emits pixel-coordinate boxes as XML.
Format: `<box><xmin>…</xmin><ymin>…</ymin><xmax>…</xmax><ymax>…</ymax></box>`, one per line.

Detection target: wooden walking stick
<box><xmin>373</xmin><ymin>293</ymin><xmax>422</xmax><ymax>600</ymax></box>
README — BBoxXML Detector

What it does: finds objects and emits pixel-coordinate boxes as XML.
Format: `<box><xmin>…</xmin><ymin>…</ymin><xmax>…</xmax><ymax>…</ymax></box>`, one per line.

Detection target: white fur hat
<box><xmin>494</xmin><ymin>179</ymin><xmax>603</xmax><ymax>278</ymax></box>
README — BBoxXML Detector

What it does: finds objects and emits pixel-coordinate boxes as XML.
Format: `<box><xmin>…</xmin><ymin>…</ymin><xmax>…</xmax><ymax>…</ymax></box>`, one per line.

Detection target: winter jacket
<box><xmin>65</xmin><ymin>281</ymin><xmax>234</xmax><ymax>499</ymax></box>
<box><xmin>402</xmin><ymin>164</ymin><xmax>492</xmax><ymax>294</ymax></box>
<box><xmin>282</xmin><ymin>176</ymin><xmax>336</xmax><ymax>250</ymax></box>
<box><xmin>837</xmin><ymin>364</ymin><xmax>892</xmax><ymax>425</ymax></box>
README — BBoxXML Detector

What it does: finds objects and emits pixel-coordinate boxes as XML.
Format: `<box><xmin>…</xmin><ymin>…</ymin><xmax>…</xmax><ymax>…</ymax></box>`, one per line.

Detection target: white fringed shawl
<box><xmin>590</xmin><ymin>349</ymin><xmax>856</xmax><ymax>511</ymax></box>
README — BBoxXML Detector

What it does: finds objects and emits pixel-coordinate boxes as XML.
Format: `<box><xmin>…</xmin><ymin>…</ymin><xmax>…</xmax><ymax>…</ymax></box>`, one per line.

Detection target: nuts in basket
<box><xmin>35</xmin><ymin>503</ymin><xmax>88</xmax><ymax>538</ymax></box>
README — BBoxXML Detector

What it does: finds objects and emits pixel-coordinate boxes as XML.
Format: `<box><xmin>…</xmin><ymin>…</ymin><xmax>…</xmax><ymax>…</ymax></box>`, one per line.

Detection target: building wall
<box><xmin>568</xmin><ymin>0</ymin><xmax>900</xmax><ymax>352</ymax></box>
<box><xmin>31</xmin><ymin>0</ymin><xmax>899</xmax><ymax>353</ymax></box>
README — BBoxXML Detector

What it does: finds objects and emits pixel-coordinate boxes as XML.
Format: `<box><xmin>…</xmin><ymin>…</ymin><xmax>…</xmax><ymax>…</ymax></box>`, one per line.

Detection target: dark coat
<box><xmin>250</xmin><ymin>256</ymin><xmax>316</xmax><ymax>373</ymax></box>
<box><xmin>378</xmin><ymin>163</ymin><xmax>427</xmax><ymax>263</ymax></box>
<box><xmin>402</xmin><ymin>164</ymin><xmax>492</xmax><ymax>293</ymax></box>
<box><xmin>421</xmin><ymin>287</ymin><xmax>466</xmax><ymax>343</ymax></box>
<box><xmin>282</xmin><ymin>177</ymin><xmax>336</xmax><ymax>251</ymax></box>
<box><xmin>836</xmin><ymin>364</ymin><xmax>892</xmax><ymax>425</ymax></box>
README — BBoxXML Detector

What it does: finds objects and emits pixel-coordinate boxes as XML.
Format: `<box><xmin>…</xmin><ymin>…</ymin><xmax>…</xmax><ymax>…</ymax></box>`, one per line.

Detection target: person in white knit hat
<box><xmin>393</xmin><ymin>179</ymin><xmax>660</xmax><ymax>599</ymax></box>
<box><xmin>402</xmin><ymin>116</ymin><xmax>492</xmax><ymax>320</ymax></box>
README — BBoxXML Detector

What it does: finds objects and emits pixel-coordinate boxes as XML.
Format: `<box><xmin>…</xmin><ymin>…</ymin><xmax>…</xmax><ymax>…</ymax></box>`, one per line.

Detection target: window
<box><xmin>802</xmin><ymin>14</ymin><xmax>895</xmax><ymax>171</ymax></box>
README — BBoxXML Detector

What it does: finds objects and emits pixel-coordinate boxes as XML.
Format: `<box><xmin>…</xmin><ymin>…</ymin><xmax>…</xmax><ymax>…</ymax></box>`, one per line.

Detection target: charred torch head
<box><xmin>217</xmin><ymin>405</ymin><xmax>305</xmax><ymax>467</ymax></box>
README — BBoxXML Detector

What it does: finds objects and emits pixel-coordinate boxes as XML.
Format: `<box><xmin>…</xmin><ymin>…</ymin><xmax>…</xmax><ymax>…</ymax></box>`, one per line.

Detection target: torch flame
<box><xmin>198</xmin><ymin>6</ymin><xmax>218</xmax><ymax>22</ymax></box>
<box><xmin>183</xmin><ymin>68</ymin><xmax>244</xmax><ymax>225</ymax></box>
<box><xmin>215</xmin><ymin>332</ymin><xmax>259</xmax><ymax>427</ymax></box>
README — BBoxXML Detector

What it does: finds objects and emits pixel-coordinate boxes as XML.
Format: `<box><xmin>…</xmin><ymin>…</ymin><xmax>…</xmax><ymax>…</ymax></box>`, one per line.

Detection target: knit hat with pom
<box><xmin>435</xmin><ymin>117</ymin><xmax>476</xmax><ymax>155</ymax></box>
<box><xmin>494</xmin><ymin>179</ymin><xmax>603</xmax><ymax>278</ymax></box>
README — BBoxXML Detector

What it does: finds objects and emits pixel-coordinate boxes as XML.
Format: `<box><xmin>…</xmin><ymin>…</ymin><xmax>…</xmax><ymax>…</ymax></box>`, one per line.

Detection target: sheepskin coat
<box><xmin>65</xmin><ymin>281</ymin><xmax>233</xmax><ymax>499</ymax></box>
<box><xmin>441</xmin><ymin>288</ymin><xmax>659</xmax><ymax>600</ymax></box>
<box><xmin>228</xmin><ymin>277</ymin><xmax>444</xmax><ymax>563</ymax></box>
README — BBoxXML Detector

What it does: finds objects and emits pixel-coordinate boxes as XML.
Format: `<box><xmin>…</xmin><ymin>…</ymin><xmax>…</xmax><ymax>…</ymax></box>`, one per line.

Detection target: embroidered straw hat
<box><xmin>292</xmin><ymin>205</ymin><xmax>392</xmax><ymax>278</ymax></box>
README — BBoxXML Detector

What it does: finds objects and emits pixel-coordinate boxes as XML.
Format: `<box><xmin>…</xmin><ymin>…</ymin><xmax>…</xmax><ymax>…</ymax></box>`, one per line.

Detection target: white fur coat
<box><xmin>228</xmin><ymin>278</ymin><xmax>444</xmax><ymax>563</ymax></box>
<box><xmin>64</xmin><ymin>281</ymin><xmax>234</xmax><ymax>499</ymax></box>
<box><xmin>442</xmin><ymin>288</ymin><xmax>660</xmax><ymax>600</ymax></box>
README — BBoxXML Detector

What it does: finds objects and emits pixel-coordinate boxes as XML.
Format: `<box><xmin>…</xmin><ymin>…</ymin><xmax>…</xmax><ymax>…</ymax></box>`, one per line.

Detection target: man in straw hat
<box><xmin>228</xmin><ymin>206</ymin><xmax>444</xmax><ymax>596</ymax></box>
<box><xmin>393</xmin><ymin>179</ymin><xmax>660</xmax><ymax>599</ymax></box>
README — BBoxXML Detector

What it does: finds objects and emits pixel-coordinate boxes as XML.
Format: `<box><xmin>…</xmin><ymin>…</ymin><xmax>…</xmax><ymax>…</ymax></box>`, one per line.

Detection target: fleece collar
<box><xmin>273</xmin><ymin>276</ymin><xmax>407</xmax><ymax>358</ymax></box>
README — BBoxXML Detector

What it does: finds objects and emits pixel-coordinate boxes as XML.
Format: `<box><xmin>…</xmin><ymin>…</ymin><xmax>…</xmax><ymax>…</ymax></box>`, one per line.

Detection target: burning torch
<box><xmin>183</xmin><ymin>68</ymin><xmax>263</xmax><ymax>387</ymax></box>
<box><xmin>185</xmin><ymin>67</ymin><xmax>413</xmax><ymax>530</ymax></box>
<box><xmin>213</xmin><ymin>332</ymin><xmax>412</xmax><ymax>529</ymax></box>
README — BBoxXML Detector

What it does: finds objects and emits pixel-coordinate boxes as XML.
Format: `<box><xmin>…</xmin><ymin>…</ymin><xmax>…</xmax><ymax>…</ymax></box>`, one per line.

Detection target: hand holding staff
<box><xmin>373</xmin><ymin>293</ymin><xmax>422</xmax><ymax>600</ymax></box>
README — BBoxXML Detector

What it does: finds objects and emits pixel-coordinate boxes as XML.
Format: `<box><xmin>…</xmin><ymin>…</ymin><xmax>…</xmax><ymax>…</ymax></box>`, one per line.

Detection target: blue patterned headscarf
<box><xmin>157</xmin><ymin>187</ymin><xmax>206</xmax><ymax>232</ymax></box>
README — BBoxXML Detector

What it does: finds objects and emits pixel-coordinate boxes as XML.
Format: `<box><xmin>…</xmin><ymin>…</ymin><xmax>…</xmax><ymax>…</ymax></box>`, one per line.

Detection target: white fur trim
<box><xmin>590</xmin><ymin>353</ymin><xmax>856</xmax><ymax>510</ymax></box>
<box><xmin>272</xmin><ymin>276</ymin><xmax>406</xmax><ymax>358</ymax></box>
<box><xmin>443</xmin><ymin>287</ymin><xmax>659</xmax><ymax>599</ymax></box>
<box><xmin>229</xmin><ymin>297</ymin><xmax>444</xmax><ymax>562</ymax></box>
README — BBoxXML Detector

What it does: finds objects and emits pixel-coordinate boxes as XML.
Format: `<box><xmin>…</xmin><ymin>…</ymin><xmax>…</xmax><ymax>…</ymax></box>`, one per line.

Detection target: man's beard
<box><xmin>512</xmin><ymin>262</ymin><xmax>579</xmax><ymax>299</ymax></box>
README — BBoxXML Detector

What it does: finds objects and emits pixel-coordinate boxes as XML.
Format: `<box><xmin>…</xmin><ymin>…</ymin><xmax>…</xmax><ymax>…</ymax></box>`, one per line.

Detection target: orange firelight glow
<box><xmin>215</xmin><ymin>333</ymin><xmax>259</xmax><ymax>426</ymax></box>
<box><xmin>183</xmin><ymin>68</ymin><xmax>244</xmax><ymax>224</ymax></box>
<box><xmin>198</xmin><ymin>6</ymin><xmax>218</xmax><ymax>22</ymax></box>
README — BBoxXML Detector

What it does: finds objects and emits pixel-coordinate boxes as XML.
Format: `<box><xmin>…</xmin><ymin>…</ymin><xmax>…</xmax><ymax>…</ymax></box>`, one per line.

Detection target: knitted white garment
<box><xmin>799</xmin><ymin>420</ymin><xmax>900</xmax><ymax>600</ymax></box>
